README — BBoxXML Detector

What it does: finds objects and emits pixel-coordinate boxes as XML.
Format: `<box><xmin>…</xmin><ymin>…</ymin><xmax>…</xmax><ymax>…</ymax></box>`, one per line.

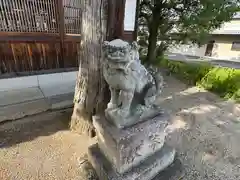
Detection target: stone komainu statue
<box><xmin>102</xmin><ymin>39</ymin><xmax>164</xmax><ymax>128</ymax></box>
<box><xmin>88</xmin><ymin>39</ymin><xmax>176</xmax><ymax>180</ymax></box>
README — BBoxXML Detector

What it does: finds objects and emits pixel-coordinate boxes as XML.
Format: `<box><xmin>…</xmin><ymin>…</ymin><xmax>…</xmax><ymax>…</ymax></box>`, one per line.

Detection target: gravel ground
<box><xmin>0</xmin><ymin>109</ymin><xmax>95</xmax><ymax>180</ymax></box>
<box><xmin>155</xmin><ymin>75</ymin><xmax>240</xmax><ymax>180</ymax></box>
<box><xmin>0</xmin><ymin>75</ymin><xmax>239</xmax><ymax>180</ymax></box>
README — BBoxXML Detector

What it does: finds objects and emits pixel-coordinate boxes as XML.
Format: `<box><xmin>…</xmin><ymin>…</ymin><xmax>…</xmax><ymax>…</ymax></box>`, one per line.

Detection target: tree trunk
<box><xmin>146</xmin><ymin>14</ymin><xmax>160</xmax><ymax>64</ymax></box>
<box><xmin>70</xmin><ymin>0</ymin><xmax>108</xmax><ymax>137</ymax></box>
<box><xmin>70</xmin><ymin>0</ymin><xmax>126</xmax><ymax>137</ymax></box>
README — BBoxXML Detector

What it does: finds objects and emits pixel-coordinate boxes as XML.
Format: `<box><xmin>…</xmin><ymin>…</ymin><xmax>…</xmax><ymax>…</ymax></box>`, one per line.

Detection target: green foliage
<box><xmin>200</xmin><ymin>68</ymin><xmax>240</xmax><ymax>100</ymax></box>
<box><xmin>159</xmin><ymin>59</ymin><xmax>240</xmax><ymax>102</ymax></box>
<box><xmin>139</xmin><ymin>0</ymin><xmax>240</xmax><ymax>63</ymax></box>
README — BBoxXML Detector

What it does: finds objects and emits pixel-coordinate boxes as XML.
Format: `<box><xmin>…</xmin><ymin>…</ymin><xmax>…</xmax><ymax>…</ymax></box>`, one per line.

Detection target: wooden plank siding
<box><xmin>0</xmin><ymin>0</ymin><xmax>81</xmax><ymax>76</ymax></box>
<box><xmin>0</xmin><ymin>42</ymin><xmax>80</xmax><ymax>74</ymax></box>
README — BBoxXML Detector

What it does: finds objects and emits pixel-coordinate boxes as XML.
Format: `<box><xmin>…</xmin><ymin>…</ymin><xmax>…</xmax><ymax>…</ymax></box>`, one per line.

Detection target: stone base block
<box><xmin>105</xmin><ymin>106</ymin><xmax>164</xmax><ymax>129</ymax></box>
<box><xmin>93</xmin><ymin>113</ymin><xmax>170</xmax><ymax>174</ymax></box>
<box><xmin>88</xmin><ymin>143</ymin><xmax>176</xmax><ymax>180</ymax></box>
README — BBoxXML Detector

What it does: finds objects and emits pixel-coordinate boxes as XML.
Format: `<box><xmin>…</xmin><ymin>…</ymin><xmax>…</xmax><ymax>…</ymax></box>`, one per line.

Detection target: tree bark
<box><xmin>145</xmin><ymin>3</ymin><xmax>163</xmax><ymax>65</ymax></box>
<box><xmin>70</xmin><ymin>0</ymin><xmax>108</xmax><ymax>137</ymax></box>
<box><xmin>146</xmin><ymin>18</ymin><xmax>159</xmax><ymax>64</ymax></box>
<box><xmin>70</xmin><ymin>0</ymin><xmax>126</xmax><ymax>137</ymax></box>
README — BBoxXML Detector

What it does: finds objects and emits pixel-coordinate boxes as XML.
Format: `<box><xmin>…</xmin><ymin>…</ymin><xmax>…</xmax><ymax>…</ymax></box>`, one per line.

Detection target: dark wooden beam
<box><xmin>65</xmin><ymin>35</ymin><xmax>81</xmax><ymax>42</ymax></box>
<box><xmin>0</xmin><ymin>32</ymin><xmax>60</xmax><ymax>42</ymax></box>
<box><xmin>133</xmin><ymin>0</ymin><xmax>140</xmax><ymax>41</ymax></box>
<box><xmin>0</xmin><ymin>32</ymin><xmax>81</xmax><ymax>42</ymax></box>
<box><xmin>114</xmin><ymin>0</ymin><xmax>126</xmax><ymax>39</ymax></box>
<box><xmin>107</xmin><ymin>0</ymin><xmax>126</xmax><ymax>40</ymax></box>
<box><xmin>106</xmin><ymin>0</ymin><xmax>115</xmax><ymax>40</ymax></box>
<box><xmin>57</xmin><ymin>0</ymin><xmax>65</xmax><ymax>68</ymax></box>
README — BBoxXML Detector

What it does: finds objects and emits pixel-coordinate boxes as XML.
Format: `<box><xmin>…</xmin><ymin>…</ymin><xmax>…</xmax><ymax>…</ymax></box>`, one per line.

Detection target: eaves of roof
<box><xmin>211</xmin><ymin>30</ymin><xmax>240</xmax><ymax>35</ymax></box>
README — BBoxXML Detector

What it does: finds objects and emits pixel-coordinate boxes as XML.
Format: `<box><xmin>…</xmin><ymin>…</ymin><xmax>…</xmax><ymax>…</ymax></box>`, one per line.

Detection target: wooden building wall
<box><xmin>123</xmin><ymin>30</ymin><xmax>134</xmax><ymax>42</ymax></box>
<box><xmin>0</xmin><ymin>0</ymin><xmax>81</xmax><ymax>76</ymax></box>
<box><xmin>0</xmin><ymin>40</ymin><xmax>80</xmax><ymax>75</ymax></box>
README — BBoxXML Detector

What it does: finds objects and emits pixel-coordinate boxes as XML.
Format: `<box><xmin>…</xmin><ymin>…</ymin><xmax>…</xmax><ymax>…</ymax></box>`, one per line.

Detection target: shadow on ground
<box><xmin>153</xmin><ymin>156</ymin><xmax>183</xmax><ymax>180</ymax></box>
<box><xmin>0</xmin><ymin>108</ymin><xmax>72</xmax><ymax>148</ymax></box>
<box><xmin>0</xmin><ymin>74</ymin><xmax>239</xmax><ymax>180</ymax></box>
<box><xmin>154</xmin><ymin>75</ymin><xmax>240</xmax><ymax>179</ymax></box>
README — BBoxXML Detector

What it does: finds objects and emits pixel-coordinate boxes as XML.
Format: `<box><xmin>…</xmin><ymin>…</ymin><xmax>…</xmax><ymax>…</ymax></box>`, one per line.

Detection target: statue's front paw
<box><xmin>144</xmin><ymin>96</ymin><xmax>156</xmax><ymax>107</ymax></box>
<box><xmin>117</xmin><ymin>109</ymin><xmax>129</xmax><ymax>118</ymax></box>
<box><xmin>107</xmin><ymin>103</ymin><xmax>117</xmax><ymax>110</ymax></box>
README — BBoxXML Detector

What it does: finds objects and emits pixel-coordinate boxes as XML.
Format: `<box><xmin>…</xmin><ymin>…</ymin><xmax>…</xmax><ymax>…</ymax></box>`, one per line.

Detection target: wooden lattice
<box><xmin>0</xmin><ymin>0</ymin><xmax>60</xmax><ymax>33</ymax></box>
<box><xmin>63</xmin><ymin>0</ymin><xmax>82</xmax><ymax>34</ymax></box>
<box><xmin>0</xmin><ymin>0</ymin><xmax>83</xmax><ymax>75</ymax></box>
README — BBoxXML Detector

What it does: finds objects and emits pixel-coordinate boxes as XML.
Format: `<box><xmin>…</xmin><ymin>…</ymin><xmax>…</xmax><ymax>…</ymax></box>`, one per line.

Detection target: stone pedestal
<box><xmin>88</xmin><ymin>112</ymin><xmax>176</xmax><ymax>180</ymax></box>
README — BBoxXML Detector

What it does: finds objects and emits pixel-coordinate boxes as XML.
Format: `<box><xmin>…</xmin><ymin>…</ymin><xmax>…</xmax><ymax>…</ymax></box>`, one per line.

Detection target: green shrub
<box><xmin>159</xmin><ymin>59</ymin><xmax>240</xmax><ymax>102</ymax></box>
<box><xmin>159</xmin><ymin>59</ymin><xmax>212</xmax><ymax>84</ymax></box>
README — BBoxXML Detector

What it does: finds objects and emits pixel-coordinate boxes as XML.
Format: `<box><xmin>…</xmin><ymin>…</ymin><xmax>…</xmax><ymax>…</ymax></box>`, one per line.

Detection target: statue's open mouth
<box><xmin>105</xmin><ymin>45</ymin><xmax>130</xmax><ymax>62</ymax></box>
<box><xmin>107</xmin><ymin>55</ymin><xmax>128</xmax><ymax>62</ymax></box>
<box><xmin>107</xmin><ymin>51</ymin><xmax>129</xmax><ymax>63</ymax></box>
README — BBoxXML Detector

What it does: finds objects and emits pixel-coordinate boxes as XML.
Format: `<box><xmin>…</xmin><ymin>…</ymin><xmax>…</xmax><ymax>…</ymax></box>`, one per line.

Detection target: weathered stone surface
<box><xmin>88</xmin><ymin>143</ymin><xmax>176</xmax><ymax>180</ymax></box>
<box><xmin>105</xmin><ymin>105</ymin><xmax>164</xmax><ymax>129</ymax></box>
<box><xmin>93</xmin><ymin>112</ymin><xmax>170</xmax><ymax>174</ymax></box>
<box><xmin>87</xmin><ymin>38</ymin><xmax>176</xmax><ymax>180</ymax></box>
<box><xmin>102</xmin><ymin>39</ymin><xmax>164</xmax><ymax>128</ymax></box>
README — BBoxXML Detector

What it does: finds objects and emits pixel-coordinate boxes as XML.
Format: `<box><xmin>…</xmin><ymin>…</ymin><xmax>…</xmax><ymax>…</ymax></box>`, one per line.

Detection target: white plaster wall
<box><xmin>124</xmin><ymin>0</ymin><xmax>137</xmax><ymax>31</ymax></box>
<box><xmin>212</xmin><ymin>19</ymin><xmax>240</xmax><ymax>35</ymax></box>
<box><xmin>168</xmin><ymin>44</ymin><xmax>207</xmax><ymax>57</ymax></box>
<box><xmin>211</xmin><ymin>38</ymin><xmax>240</xmax><ymax>60</ymax></box>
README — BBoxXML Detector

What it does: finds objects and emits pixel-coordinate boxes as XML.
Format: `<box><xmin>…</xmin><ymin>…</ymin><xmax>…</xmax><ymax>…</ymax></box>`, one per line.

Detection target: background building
<box><xmin>169</xmin><ymin>12</ymin><xmax>240</xmax><ymax>60</ymax></box>
<box><xmin>123</xmin><ymin>0</ymin><xmax>240</xmax><ymax>60</ymax></box>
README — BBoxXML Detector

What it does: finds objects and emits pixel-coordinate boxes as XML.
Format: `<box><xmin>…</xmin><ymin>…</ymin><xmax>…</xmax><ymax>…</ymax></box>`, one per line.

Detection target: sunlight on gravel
<box><xmin>0</xmin><ymin>75</ymin><xmax>239</xmax><ymax>180</ymax></box>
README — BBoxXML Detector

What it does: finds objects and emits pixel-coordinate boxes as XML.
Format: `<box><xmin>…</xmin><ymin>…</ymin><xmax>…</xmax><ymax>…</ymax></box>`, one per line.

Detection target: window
<box><xmin>231</xmin><ymin>41</ymin><xmax>240</xmax><ymax>51</ymax></box>
<box><xmin>205</xmin><ymin>40</ymin><xmax>215</xmax><ymax>56</ymax></box>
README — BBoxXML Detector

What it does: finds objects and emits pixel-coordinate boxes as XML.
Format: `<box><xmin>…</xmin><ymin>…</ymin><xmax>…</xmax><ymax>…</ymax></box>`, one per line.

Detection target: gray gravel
<box><xmin>155</xmin><ymin>75</ymin><xmax>240</xmax><ymax>180</ymax></box>
<box><xmin>0</xmin><ymin>109</ymin><xmax>94</xmax><ymax>180</ymax></box>
<box><xmin>0</xmin><ymin>75</ymin><xmax>239</xmax><ymax>180</ymax></box>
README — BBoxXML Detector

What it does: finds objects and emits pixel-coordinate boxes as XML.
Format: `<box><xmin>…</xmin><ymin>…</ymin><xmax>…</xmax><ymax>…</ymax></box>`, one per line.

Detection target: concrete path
<box><xmin>166</xmin><ymin>53</ymin><xmax>240</xmax><ymax>69</ymax></box>
<box><xmin>0</xmin><ymin>75</ymin><xmax>239</xmax><ymax>180</ymax></box>
<box><xmin>0</xmin><ymin>71</ymin><xmax>77</xmax><ymax>123</ymax></box>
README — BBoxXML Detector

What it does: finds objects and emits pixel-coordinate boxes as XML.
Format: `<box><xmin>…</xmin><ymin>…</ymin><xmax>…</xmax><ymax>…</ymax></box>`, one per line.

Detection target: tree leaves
<box><xmin>139</xmin><ymin>0</ymin><xmax>240</xmax><ymax>63</ymax></box>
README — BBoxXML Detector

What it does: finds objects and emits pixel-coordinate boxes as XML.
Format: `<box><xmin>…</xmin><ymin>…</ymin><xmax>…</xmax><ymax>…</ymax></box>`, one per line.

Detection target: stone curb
<box><xmin>0</xmin><ymin>71</ymin><xmax>77</xmax><ymax>123</ymax></box>
<box><xmin>0</xmin><ymin>93</ymin><xmax>74</xmax><ymax>123</ymax></box>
